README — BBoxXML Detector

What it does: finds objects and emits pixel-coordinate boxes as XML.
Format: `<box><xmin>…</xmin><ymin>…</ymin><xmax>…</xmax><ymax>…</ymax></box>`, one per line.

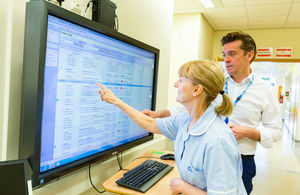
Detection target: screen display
<box><xmin>40</xmin><ymin>15</ymin><xmax>155</xmax><ymax>172</ymax></box>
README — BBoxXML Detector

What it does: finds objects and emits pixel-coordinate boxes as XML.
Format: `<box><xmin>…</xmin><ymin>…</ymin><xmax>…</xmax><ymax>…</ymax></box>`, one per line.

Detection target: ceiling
<box><xmin>174</xmin><ymin>0</ymin><xmax>300</xmax><ymax>30</ymax></box>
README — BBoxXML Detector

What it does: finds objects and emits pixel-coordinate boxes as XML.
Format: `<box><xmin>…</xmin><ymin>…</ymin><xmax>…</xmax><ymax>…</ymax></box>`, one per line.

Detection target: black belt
<box><xmin>241</xmin><ymin>154</ymin><xmax>254</xmax><ymax>159</ymax></box>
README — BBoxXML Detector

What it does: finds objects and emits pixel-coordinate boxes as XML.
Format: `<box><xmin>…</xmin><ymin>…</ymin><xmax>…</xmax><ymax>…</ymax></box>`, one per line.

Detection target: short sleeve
<box><xmin>204</xmin><ymin>138</ymin><xmax>242</xmax><ymax>195</ymax></box>
<box><xmin>156</xmin><ymin>112</ymin><xmax>185</xmax><ymax>140</ymax></box>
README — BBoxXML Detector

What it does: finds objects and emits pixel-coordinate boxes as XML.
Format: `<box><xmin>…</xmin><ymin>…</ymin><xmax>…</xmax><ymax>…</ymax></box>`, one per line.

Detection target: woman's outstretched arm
<box><xmin>97</xmin><ymin>83</ymin><xmax>161</xmax><ymax>134</ymax></box>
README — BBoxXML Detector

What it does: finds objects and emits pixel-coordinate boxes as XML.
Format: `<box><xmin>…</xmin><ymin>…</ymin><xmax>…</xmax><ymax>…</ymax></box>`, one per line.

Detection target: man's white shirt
<box><xmin>168</xmin><ymin>73</ymin><xmax>282</xmax><ymax>155</ymax></box>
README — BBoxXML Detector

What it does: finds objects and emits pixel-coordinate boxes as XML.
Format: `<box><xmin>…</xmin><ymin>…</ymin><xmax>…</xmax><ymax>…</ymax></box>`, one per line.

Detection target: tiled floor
<box><xmin>252</xmin><ymin>126</ymin><xmax>300</xmax><ymax>194</ymax></box>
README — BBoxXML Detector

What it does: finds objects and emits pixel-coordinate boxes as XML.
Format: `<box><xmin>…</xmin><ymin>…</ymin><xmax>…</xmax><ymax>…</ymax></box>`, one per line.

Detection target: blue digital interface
<box><xmin>40</xmin><ymin>15</ymin><xmax>155</xmax><ymax>172</ymax></box>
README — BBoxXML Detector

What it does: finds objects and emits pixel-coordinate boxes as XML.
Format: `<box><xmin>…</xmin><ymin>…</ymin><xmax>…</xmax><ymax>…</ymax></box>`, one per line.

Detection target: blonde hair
<box><xmin>178</xmin><ymin>60</ymin><xmax>233</xmax><ymax>116</ymax></box>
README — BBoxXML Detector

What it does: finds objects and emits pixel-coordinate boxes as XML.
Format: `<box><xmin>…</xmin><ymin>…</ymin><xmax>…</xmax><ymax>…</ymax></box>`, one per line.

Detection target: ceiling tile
<box><xmin>205</xmin><ymin>7</ymin><xmax>246</xmax><ymax>19</ymax></box>
<box><xmin>245</xmin><ymin>0</ymin><xmax>292</xmax><ymax>6</ymax></box>
<box><xmin>174</xmin><ymin>0</ymin><xmax>300</xmax><ymax>30</ymax></box>
<box><xmin>250</xmin><ymin>24</ymin><xmax>286</xmax><ymax>29</ymax></box>
<box><xmin>221</xmin><ymin>0</ymin><xmax>245</xmax><ymax>7</ymax></box>
<box><xmin>249</xmin><ymin>16</ymin><xmax>286</xmax><ymax>25</ymax></box>
<box><xmin>215</xmin><ymin>25</ymin><xmax>249</xmax><ymax>30</ymax></box>
<box><xmin>247</xmin><ymin>4</ymin><xmax>290</xmax><ymax>17</ymax></box>
<box><xmin>213</xmin><ymin>17</ymin><xmax>248</xmax><ymax>26</ymax></box>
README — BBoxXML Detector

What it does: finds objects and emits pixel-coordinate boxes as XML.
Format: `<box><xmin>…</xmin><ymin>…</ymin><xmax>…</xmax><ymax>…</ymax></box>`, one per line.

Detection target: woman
<box><xmin>97</xmin><ymin>60</ymin><xmax>246</xmax><ymax>195</ymax></box>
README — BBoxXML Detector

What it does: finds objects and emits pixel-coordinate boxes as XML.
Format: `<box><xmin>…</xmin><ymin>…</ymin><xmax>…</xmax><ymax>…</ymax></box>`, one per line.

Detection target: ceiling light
<box><xmin>200</xmin><ymin>0</ymin><xmax>215</xmax><ymax>8</ymax></box>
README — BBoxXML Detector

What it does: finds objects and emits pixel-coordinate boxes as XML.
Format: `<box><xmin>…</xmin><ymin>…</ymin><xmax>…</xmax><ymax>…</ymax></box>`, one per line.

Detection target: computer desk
<box><xmin>102</xmin><ymin>150</ymin><xmax>180</xmax><ymax>195</ymax></box>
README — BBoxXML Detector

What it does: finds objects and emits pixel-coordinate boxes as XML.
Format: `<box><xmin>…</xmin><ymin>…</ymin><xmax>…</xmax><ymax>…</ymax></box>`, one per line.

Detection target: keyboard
<box><xmin>116</xmin><ymin>159</ymin><xmax>174</xmax><ymax>192</ymax></box>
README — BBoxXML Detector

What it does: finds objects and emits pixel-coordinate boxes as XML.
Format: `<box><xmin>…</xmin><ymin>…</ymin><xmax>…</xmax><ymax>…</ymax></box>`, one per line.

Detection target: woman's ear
<box><xmin>193</xmin><ymin>85</ymin><xmax>203</xmax><ymax>96</ymax></box>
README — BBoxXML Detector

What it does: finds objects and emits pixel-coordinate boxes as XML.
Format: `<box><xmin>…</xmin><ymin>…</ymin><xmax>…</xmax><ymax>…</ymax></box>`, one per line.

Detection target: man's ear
<box><xmin>193</xmin><ymin>85</ymin><xmax>203</xmax><ymax>96</ymax></box>
<box><xmin>247</xmin><ymin>51</ymin><xmax>255</xmax><ymax>63</ymax></box>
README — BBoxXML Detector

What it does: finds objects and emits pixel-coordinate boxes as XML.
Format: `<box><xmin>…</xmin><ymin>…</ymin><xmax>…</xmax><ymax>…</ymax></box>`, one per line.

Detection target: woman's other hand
<box><xmin>170</xmin><ymin>178</ymin><xmax>207</xmax><ymax>195</ymax></box>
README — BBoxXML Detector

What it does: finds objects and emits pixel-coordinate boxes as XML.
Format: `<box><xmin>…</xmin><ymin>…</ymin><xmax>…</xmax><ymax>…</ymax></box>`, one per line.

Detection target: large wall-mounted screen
<box><xmin>19</xmin><ymin>0</ymin><xmax>159</xmax><ymax>188</ymax></box>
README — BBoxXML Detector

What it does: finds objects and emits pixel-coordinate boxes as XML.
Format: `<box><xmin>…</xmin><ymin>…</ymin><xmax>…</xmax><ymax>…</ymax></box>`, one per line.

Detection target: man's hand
<box><xmin>229</xmin><ymin>124</ymin><xmax>248</xmax><ymax>140</ymax></box>
<box><xmin>141</xmin><ymin>109</ymin><xmax>171</xmax><ymax>119</ymax></box>
<box><xmin>229</xmin><ymin>124</ymin><xmax>260</xmax><ymax>141</ymax></box>
<box><xmin>142</xmin><ymin>109</ymin><xmax>159</xmax><ymax>118</ymax></box>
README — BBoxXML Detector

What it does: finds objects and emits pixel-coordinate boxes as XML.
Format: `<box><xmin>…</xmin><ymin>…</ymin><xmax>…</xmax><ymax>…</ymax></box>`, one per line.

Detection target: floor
<box><xmin>252</xmin><ymin>125</ymin><xmax>300</xmax><ymax>195</ymax></box>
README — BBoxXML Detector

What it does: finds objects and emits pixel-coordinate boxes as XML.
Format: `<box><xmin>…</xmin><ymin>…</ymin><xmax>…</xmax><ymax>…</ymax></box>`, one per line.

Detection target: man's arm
<box><xmin>230</xmin><ymin>87</ymin><xmax>282</xmax><ymax>146</ymax></box>
<box><xmin>258</xmin><ymin>87</ymin><xmax>282</xmax><ymax>147</ymax></box>
<box><xmin>229</xmin><ymin>125</ymin><xmax>260</xmax><ymax>141</ymax></box>
<box><xmin>142</xmin><ymin>104</ymin><xmax>187</xmax><ymax>118</ymax></box>
<box><xmin>141</xmin><ymin>109</ymin><xmax>171</xmax><ymax>118</ymax></box>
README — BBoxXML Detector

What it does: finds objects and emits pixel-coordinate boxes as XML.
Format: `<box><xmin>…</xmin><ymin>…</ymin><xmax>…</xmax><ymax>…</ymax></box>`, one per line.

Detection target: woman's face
<box><xmin>174</xmin><ymin>76</ymin><xmax>196</xmax><ymax>103</ymax></box>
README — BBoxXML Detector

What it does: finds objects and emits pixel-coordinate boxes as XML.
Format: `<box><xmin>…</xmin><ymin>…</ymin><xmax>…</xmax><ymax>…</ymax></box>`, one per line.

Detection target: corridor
<box><xmin>252</xmin><ymin>125</ymin><xmax>300</xmax><ymax>194</ymax></box>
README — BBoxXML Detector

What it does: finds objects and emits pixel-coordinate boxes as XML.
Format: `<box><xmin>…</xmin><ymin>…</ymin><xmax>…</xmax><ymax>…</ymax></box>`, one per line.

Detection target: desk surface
<box><xmin>102</xmin><ymin>150</ymin><xmax>179</xmax><ymax>195</ymax></box>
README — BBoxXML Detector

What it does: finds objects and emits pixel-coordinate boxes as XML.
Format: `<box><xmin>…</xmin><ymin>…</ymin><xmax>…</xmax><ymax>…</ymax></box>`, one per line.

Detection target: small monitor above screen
<box><xmin>19</xmin><ymin>0</ymin><xmax>159</xmax><ymax>188</ymax></box>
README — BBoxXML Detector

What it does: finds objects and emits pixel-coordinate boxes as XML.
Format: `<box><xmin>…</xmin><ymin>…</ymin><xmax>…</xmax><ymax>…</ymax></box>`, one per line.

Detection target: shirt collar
<box><xmin>188</xmin><ymin>104</ymin><xmax>217</xmax><ymax>136</ymax></box>
<box><xmin>226</xmin><ymin>72</ymin><xmax>253</xmax><ymax>84</ymax></box>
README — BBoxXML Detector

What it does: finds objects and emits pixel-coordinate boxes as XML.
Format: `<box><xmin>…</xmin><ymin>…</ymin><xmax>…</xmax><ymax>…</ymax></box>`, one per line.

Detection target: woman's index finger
<box><xmin>96</xmin><ymin>83</ymin><xmax>106</xmax><ymax>90</ymax></box>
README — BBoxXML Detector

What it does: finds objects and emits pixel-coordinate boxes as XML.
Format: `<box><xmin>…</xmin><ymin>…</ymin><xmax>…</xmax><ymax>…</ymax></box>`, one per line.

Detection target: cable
<box><xmin>84</xmin><ymin>0</ymin><xmax>94</xmax><ymax>13</ymax></box>
<box><xmin>116</xmin><ymin>153</ymin><xmax>123</xmax><ymax>170</ymax></box>
<box><xmin>114</xmin><ymin>14</ymin><xmax>119</xmax><ymax>31</ymax></box>
<box><xmin>116</xmin><ymin>153</ymin><xmax>131</xmax><ymax>171</ymax></box>
<box><xmin>57</xmin><ymin>0</ymin><xmax>64</xmax><ymax>6</ymax></box>
<box><xmin>130</xmin><ymin>156</ymin><xmax>161</xmax><ymax>162</ymax></box>
<box><xmin>88</xmin><ymin>165</ymin><xmax>106</xmax><ymax>193</ymax></box>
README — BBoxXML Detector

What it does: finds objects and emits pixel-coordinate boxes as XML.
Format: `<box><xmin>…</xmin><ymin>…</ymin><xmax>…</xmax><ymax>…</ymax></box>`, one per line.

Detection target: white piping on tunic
<box><xmin>189</xmin><ymin>114</ymin><xmax>217</xmax><ymax>136</ymax></box>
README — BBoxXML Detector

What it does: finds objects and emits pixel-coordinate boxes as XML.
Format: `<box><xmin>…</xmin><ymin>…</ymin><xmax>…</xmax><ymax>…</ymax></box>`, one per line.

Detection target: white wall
<box><xmin>0</xmin><ymin>0</ymin><xmax>27</xmax><ymax>160</ymax></box>
<box><xmin>112</xmin><ymin>0</ymin><xmax>174</xmax><ymax>110</ymax></box>
<box><xmin>0</xmin><ymin>0</ymin><xmax>10</xmax><ymax>160</ymax></box>
<box><xmin>168</xmin><ymin>13</ymin><xmax>214</xmax><ymax>107</ymax></box>
<box><xmin>1</xmin><ymin>0</ymin><xmax>174</xmax><ymax>194</ymax></box>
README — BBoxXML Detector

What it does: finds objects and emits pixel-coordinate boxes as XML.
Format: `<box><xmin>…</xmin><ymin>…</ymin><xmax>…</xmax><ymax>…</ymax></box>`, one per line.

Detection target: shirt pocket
<box><xmin>185</xmin><ymin>165</ymin><xmax>206</xmax><ymax>191</ymax></box>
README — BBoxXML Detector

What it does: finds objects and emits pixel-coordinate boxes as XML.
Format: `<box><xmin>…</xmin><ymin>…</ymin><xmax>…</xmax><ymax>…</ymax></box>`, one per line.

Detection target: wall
<box><xmin>112</xmin><ymin>0</ymin><xmax>174</xmax><ymax>110</ymax></box>
<box><xmin>1</xmin><ymin>0</ymin><xmax>174</xmax><ymax>194</ymax></box>
<box><xmin>0</xmin><ymin>0</ymin><xmax>10</xmax><ymax>160</ymax></box>
<box><xmin>167</xmin><ymin>13</ymin><xmax>215</xmax><ymax>107</ymax></box>
<box><xmin>213</xmin><ymin>29</ymin><xmax>300</xmax><ymax>59</ymax></box>
<box><xmin>0</xmin><ymin>0</ymin><xmax>27</xmax><ymax>160</ymax></box>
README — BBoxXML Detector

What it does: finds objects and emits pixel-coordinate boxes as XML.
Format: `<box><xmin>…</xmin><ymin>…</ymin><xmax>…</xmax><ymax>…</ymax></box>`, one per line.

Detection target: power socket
<box><xmin>70</xmin><ymin>0</ymin><xmax>81</xmax><ymax>15</ymax></box>
<box><xmin>71</xmin><ymin>7</ymin><xmax>81</xmax><ymax>15</ymax></box>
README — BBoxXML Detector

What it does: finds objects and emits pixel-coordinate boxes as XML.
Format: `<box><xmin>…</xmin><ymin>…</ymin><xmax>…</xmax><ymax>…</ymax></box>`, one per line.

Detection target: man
<box><xmin>143</xmin><ymin>31</ymin><xmax>282</xmax><ymax>194</ymax></box>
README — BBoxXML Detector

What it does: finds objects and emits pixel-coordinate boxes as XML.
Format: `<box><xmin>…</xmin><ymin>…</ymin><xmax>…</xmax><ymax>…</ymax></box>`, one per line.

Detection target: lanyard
<box><xmin>224</xmin><ymin>75</ymin><xmax>254</xmax><ymax>124</ymax></box>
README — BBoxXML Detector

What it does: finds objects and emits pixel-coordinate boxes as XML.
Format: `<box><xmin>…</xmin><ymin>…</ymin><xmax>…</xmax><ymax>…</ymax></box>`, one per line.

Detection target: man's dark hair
<box><xmin>221</xmin><ymin>31</ymin><xmax>257</xmax><ymax>63</ymax></box>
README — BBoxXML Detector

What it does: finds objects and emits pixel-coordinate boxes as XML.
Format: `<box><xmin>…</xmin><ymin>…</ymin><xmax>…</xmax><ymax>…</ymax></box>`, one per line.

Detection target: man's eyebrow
<box><xmin>222</xmin><ymin>50</ymin><xmax>235</xmax><ymax>53</ymax></box>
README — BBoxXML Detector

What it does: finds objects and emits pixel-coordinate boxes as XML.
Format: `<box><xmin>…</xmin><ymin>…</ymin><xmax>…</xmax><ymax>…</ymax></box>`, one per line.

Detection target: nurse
<box><xmin>97</xmin><ymin>60</ymin><xmax>246</xmax><ymax>195</ymax></box>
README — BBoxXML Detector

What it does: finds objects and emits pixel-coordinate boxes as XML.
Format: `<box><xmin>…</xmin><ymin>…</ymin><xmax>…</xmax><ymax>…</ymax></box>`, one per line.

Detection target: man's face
<box><xmin>222</xmin><ymin>40</ymin><xmax>253</xmax><ymax>77</ymax></box>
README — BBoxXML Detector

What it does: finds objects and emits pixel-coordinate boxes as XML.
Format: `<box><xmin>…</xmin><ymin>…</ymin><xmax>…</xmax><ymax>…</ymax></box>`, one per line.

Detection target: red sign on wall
<box><xmin>275</xmin><ymin>48</ymin><xmax>293</xmax><ymax>58</ymax></box>
<box><xmin>257</xmin><ymin>48</ymin><xmax>273</xmax><ymax>58</ymax></box>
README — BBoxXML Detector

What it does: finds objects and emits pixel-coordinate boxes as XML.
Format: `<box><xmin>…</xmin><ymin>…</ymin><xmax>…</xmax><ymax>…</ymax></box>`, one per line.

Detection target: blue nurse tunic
<box><xmin>156</xmin><ymin>104</ymin><xmax>247</xmax><ymax>195</ymax></box>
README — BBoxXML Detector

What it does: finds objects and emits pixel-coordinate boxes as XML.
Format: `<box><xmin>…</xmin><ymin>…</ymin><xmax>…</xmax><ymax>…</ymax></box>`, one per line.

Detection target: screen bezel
<box><xmin>19</xmin><ymin>0</ymin><xmax>159</xmax><ymax>188</ymax></box>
